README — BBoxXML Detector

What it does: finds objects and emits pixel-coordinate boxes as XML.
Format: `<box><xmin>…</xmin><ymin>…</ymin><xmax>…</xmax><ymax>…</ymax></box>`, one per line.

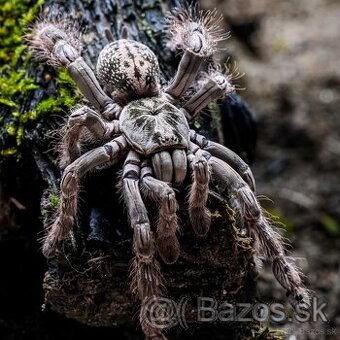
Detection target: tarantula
<box><xmin>28</xmin><ymin>5</ymin><xmax>309</xmax><ymax>339</ymax></box>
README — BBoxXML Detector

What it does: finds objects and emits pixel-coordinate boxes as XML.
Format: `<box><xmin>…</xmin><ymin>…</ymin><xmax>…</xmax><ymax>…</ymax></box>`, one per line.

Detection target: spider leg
<box><xmin>67</xmin><ymin>57</ymin><xmax>121</xmax><ymax>119</ymax></box>
<box><xmin>190</xmin><ymin>130</ymin><xmax>256</xmax><ymax>191</ymax></box>
<box><xmin>140</xmin><ymin>159</ymin><xmax>180</xmax><ymax>264</ymax></box>
<box><xmin>187</xmin><ymin>144</ymin><xmax>211</xmax><ymax>236</ymax></box>
<box><xmin>181</xmin><ymin>69</ymin><xmax>234</xmax><ymax>120</ymax></box>
<box><xmin>122</xmin><ymin>151</ymin><xmax>165</xmax><ymax>339</ymax></box>
<box><xmin>60</xmin><ymin>105</ymin><xmax>120</xmax><ymax>168</ymax></box>
<box><xmin>163</xmin><ymin>7</ymin><xmax>228</xmax><ymax>102</ymax></box>
<box><xmin>163</xmin><ymin>50</ymin><xmax>205</xmax><ymax>103</ymax></box>
<box><xmin>209</xmin><ymin>155</ymin><xmax>310</xmax><ymax>310</ymax></box>
<box><xmin>28</xmin><ymin>18</ymin><xmax>121</xmax><ymax>119</ymax></box>
<box><xmin>42</xmin><ymin>136</ymin><xmax>128</xmax><ymax>258</ymax></box>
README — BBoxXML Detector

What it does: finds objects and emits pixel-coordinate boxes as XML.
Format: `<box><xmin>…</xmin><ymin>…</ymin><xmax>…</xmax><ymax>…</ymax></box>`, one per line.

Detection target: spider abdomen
<box><xmin>119</xmin><ymin>98</ymin><xmax>190</xmax><ymax>156</ymax></box>
<box><xmin>96</xmin><ymin>40</ymin><xmax>160</xmax><ymax>104</ymax></box>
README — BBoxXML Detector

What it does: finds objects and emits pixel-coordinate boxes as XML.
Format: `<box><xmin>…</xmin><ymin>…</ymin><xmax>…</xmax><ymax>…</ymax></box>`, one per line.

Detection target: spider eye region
<box><xmin>119</xmin><ymin>98</ymin><xmax>190</xmax><ymax>156</ymax></box>
<box><xmin>96</xmin><ymin>39</ymin><xmax>160</xmax><ymax>104</ymax></box>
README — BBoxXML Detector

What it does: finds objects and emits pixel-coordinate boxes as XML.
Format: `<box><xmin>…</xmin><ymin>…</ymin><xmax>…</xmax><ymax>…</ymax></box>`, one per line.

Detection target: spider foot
<box><xmin>287</xmin><ymin>287</ymin><xmax>311</xmax><ymax>311</ymax></box>
<box><xmin>203</xmin><ymin>66</ymin><xmax>236</xmax><ymax>95</ymax></box>
<box><xmin>164</xmin><ymin>5</ymin><xmax>230</xmax><ymax>100</ymax></box>
<box><xmin>209</xmin><ymin>156</ymin><xmax>309</xmax><ymax>311</ymax></box>
<box><xmin>27</xmin><ymin>15</ymin><xmax>81</xmax><ymax>68</ymax></box>
<box><xmin>131</xmin><ymin>253</ymin><xmax>167</xmax><ymax>339</ymax></box>
<box><xmin>182</xmin><ymin>65</ymin><xmax>237</xmax><ymax>118</ymax></box>
<box><xmin>28</xmin><ymin>15</ymin><xmax>120</xmax><ymax>113</ymax></box>
<box><xmin>244</xmin><ymin>213</ymin><xmax>310</xmax><ymax>311</ymax></box>
<box><xmin>165</xmin><ymin>5</ymin><xmax>229</xmax><ymax>56</ymax></box>
<box><xmin>132</xmin><ymin>260</ymin><xmax>168</xmax><ymax>340</ymax></box>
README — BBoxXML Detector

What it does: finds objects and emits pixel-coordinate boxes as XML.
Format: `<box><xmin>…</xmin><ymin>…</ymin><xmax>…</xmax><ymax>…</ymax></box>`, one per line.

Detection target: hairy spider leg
<box><xmin>60</xmin><ymin>105</ymin><xmax>121</xmax><ymax>168</ymax></box>
<box><xmin>42</xmin><ymin>136</ymin><xmax>128</xmax><ymax>258</ymax></box>
<box><xmin>164</xmin><ymin>50</ymin><xmax>206</xmax><ymax>102</ymax></box>
<box><xmin>68</xmin><ymin>58</ymin><xmax>121</xmax><ymax>119</ymax></box>
<box><xmin>180</xmin><ymin>69</ymin><xmax>234</xmax><ymax>120</ymax></box>
<box><xmin>122</xmin><ymin>151</ymin><xmax>166</xmax><ymax>339</ymax></box>
<box><xmin>190</xmin><ymin>130</ymin><xmax>256</xmax><ymax>192</ymax></box>
<box><xmin>187</xmin><ymin>143</ymin><xmax>212</xmax><ymax>236</ymax></box>
<box><xmin>163</xmin><ymin>7</ymin><xmax>228</xmax><ymax>102</ymax></box>
<box><xmin>28</xmin><ymin>19</ymin><xmax>121</xmax><ymax>119</ymax></box>
<box><xmin>208</xmin><ymin>155</ymin><xmax>310</xmax><ymax>311</ymax></box>
<box><xmin>140</xmin><ymin>159</ymin><xmax>180</xmax><ymax>264</ymax></box>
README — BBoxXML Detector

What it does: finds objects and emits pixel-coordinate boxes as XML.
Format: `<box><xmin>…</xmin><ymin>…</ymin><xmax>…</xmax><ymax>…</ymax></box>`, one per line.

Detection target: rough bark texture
<box><xmin>0</xmin><ymin>0</ymin><xmax>274</xmax><ymax>339</ymax></box>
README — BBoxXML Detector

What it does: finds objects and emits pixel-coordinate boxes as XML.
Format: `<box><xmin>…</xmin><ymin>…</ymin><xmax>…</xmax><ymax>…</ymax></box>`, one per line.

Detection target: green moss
<box><xmin>0</xmin><ymin>0</ymin><xmax>43</xmax><ymax>156</ymax></box>
<box><xmin>254</xmin><ymin>326</ymin><xmax>285</xmax><ymax>339</ymax></box>
<box><xmin>49</xmin><ymin>193</ymin><xmax>60</xmax><ymax>209</ymax></box>
<box><xmin>0</xmin><ymin>0</ymin><xmax>81</xmax><ymax>157</ymax></box>
<box><xmin>321</xmin><ymin>214</ymin><xmax>340</xmax><ymax>236</ymax></box>
<box><xmin>193</xmin><ymin>120</ymin><xmax>201</xmax><ymax>130</ymax></box>
<box><xmin>137</xmin><ymin>15</ymin><xmax>158</xmax><ymax>46</ymax></box>
<box><xmin>34</xmin><ymin>70</ymin><xmax>81</xmax><ymax>115</ymax></box>
<box><xmin>1</xmin><ymin>147</ymin><xmax>18</xmax><ymax>156</ymax></box>
<box><xmin>0</xmin><ymin>70</ymin><xmax>38</xmax><ymax>108</ymax></box>
<box><xmin>0</xmin><ymin>0</ymin><xmax>44</xmax><ymax>67</ymax></box>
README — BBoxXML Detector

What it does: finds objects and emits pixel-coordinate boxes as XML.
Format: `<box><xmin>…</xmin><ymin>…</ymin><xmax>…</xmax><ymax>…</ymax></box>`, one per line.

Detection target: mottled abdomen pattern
<box><xmin>119</xmin><ymin>98</ymin><xmax>189</xmax><ymax>155</ymax></box>
<box><xmin>96</xmin><ymin>40</ymin><xmax>160</xmax><ymax>104</ymax></box>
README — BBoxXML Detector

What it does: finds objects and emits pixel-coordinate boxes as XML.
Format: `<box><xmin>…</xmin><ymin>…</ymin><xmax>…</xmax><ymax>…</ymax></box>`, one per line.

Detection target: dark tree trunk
<box><xmin>0</xmin><ymin>0</ymin><xmax>272</xmax><ymax>339</ymax></box>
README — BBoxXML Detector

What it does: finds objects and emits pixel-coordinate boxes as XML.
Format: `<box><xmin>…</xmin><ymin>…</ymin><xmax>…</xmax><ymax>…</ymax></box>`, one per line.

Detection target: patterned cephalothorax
<box><xmin>120</xmin><ymin>98</ymin><xmax>189</xmax><ymax>155</ymax></box>
<box><xmin>29</xmin><ymin>5</ymin><xmax>309</xmax><ymax>340</ymax></box>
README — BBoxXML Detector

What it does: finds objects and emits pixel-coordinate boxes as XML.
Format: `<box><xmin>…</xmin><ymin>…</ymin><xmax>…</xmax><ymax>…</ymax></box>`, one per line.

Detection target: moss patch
<box><xmin>0</xmin><ymin>0</ymin><xmax>81</xmax><ymax>157</ymax></box>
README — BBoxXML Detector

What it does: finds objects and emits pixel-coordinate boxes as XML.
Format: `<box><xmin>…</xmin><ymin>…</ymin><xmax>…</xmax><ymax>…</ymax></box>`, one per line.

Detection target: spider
<box><xmin>28</xmin><ymin>5</ymin><xmax>309</xmax><ymax>339</ymax></box>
